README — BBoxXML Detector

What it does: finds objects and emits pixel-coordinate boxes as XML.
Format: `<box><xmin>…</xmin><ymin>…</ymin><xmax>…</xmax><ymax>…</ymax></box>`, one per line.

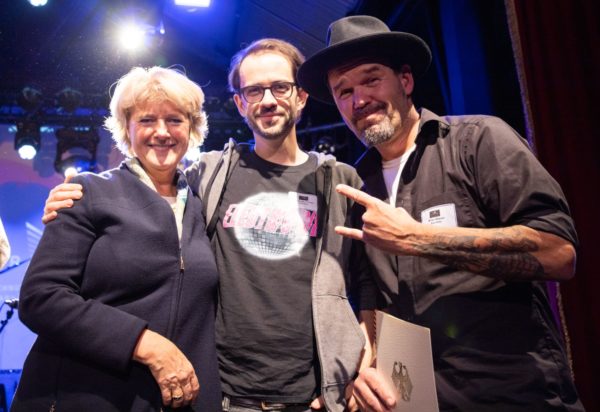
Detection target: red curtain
<box><xmin>506</xmin><ymin>0</ymin><xmax>600</xmax><ymax>410</ymax></box>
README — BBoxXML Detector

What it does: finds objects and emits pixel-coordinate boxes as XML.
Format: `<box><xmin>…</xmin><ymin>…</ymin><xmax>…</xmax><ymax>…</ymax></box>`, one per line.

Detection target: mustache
<box><xmin>352</xmin><ymin>102</ymin><xmax>386</xmax><ymax>123</ymax></box>
<box><xmin>257</xmin><ymin>105</ymin><xmax>279</xmax><ymax>115</ymax></box>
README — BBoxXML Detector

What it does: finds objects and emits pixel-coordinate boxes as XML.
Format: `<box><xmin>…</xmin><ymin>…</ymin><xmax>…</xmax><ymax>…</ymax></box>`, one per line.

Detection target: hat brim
<box><xmin>298</xmin><ymin>32</ymin><xmax>432</xmax><ymax>104</ymax></box>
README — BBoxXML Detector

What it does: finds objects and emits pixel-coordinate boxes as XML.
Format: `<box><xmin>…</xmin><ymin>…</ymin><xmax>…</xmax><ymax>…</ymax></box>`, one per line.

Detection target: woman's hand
<box><xmin>133</xmin><ymin>329</ymin><xmax>200</xmax><ymax>408</ymax></box>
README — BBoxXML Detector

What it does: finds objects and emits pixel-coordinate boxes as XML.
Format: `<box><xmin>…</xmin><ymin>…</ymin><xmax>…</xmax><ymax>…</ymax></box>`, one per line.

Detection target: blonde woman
<box><xmin>13</xmin><ymin>67</ymin><xmax>221</xmax><ymax>411</ymax></box>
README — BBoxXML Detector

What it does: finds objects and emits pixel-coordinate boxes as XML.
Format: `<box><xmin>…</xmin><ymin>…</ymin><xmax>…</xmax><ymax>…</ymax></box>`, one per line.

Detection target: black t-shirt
<box><xmin>214</xmin><ymin>150</ymin><xmax>319</xmax><ymax>402</ymax></box>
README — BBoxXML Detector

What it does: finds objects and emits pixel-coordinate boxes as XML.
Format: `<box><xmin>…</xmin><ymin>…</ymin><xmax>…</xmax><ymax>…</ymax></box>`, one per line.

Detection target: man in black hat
<box><xmin>298</xmin><ymin>15</ymin><xmax>584</xmax><ymax>411</ymax></box>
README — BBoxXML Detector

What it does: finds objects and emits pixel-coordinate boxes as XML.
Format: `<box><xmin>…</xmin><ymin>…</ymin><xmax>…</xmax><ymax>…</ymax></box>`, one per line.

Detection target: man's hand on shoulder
<box><xmin>42</xmin><ymin>172</ymin><xmax>83</xmax><ymax>224</ymax></box>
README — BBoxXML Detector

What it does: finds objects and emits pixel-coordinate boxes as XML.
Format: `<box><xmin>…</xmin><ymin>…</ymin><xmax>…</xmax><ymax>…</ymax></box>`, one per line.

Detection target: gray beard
<box><xmin>360</xmin><ymin>116</ymin><xmax>395</xmax><ymax>147</ymax></box>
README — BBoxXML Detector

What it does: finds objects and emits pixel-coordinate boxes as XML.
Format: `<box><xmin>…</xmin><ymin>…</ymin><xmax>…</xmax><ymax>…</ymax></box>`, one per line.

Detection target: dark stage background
<box><xmin>0</xmin><ymin>0</ymin><xmax>598</xmax><ymax>410</ymax></box>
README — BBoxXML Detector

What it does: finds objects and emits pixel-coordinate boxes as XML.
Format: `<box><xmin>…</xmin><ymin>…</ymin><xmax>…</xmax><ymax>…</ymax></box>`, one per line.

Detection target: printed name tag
<box><xmin>289</xmin><ymin>192</ymin><xmax>318</xmax><ymax>212</ymax></box>
<box><xmin>421</xmin><ymin>203</ymin><xmax>457</xmax><ymax>227</ymax></box>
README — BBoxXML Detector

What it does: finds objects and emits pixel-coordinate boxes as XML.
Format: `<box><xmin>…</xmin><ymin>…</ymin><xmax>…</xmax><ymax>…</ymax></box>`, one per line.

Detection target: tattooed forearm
<box><xmin>412</xmin><ymin>227</ymin><xmax>546</xmax><ymax>281</ymax></box>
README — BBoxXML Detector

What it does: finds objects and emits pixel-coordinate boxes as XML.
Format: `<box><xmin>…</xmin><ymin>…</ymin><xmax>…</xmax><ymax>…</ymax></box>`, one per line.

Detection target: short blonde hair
<box><xmin>104</xmin><ymin>66</ymin><xmax>208</xmax><ymax>157</ymax></box>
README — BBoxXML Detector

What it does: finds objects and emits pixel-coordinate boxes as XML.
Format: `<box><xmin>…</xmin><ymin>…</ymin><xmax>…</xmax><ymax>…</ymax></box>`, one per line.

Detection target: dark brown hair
<box><xmin>228</xmin><ymin>38</ymin><xmax>305</xmax><ymax>93</ymax></box>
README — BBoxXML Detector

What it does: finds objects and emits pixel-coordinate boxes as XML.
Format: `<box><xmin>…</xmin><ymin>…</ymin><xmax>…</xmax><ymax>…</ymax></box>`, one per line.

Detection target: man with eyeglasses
<box><xmin>43</xmin><ymin>38</ymin><xmax>370</xmax><ymax>412</ymax></box>
<box><xmin>191</xmin><ymin>37</ymin><xmax>369</xmax><ymax>412</ymax></box>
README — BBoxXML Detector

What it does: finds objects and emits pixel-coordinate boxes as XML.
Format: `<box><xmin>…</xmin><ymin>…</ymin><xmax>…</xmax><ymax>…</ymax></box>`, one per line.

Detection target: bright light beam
<box><xmin>18</xmin><ymin>145</ymin><xmax>37</xmax><ymax>160</ymax></box>
<box><xmin>174</xmin><ymin>0</ymin><xmax>211</xmax><ymax>7</ymax></box>
<box><xmin>29</xmin><ymin>0</ymin><xmax>49</xmax><ymax>6</ymax></box>
<box><xmin>118</xmin><ymin>24</ymin><xmax>146</xmax><ymax>51</ymax></box>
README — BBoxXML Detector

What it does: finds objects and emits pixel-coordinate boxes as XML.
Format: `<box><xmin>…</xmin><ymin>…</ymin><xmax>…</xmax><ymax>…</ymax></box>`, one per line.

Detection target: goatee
<box><xmin>360</xmin><ymin>116</ymin><xmax>395</xmax><ymax>147</ymax></box>
<box><xmin>245</xmin><ymin>109</ymin><xmax>298</xmax><ymax>140</ymax></box>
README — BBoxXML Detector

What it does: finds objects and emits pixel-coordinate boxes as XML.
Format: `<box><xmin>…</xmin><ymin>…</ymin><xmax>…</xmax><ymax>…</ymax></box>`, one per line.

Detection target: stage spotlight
<box><xmin>54</xmin><ymin>127</ymin><xmax>99</xmax><ymax>176</ymax></box>
<box><xmin>116</xmin><ymin>18</ymin><xmax>164</xmax><ymax>53</ymax></box>
<box><xmin>14</xmin><ymin>121</ymin><xmax>41</xmax><ymax>160</ymax></box>
<box><xmin>175</xmin><ymin>0</ymin><xmax>210</xmax><ymax>7</ymax></box>
<box><xmin>56</xmin><ymin>87</ymin><xmax>83</xmax><ymax>112</ymax></box>
<box><xmin>18</xmin><ymin>87</ymin><xmax>43</xmax><ymax>113</ymax></box>
<box><xmin>28</xmin><ymin>0</ymin><xmax>48</xmax><ymax>6</ymax></box>
<box><xmin>118</xmin><ymin>23</ymin><xmax>146</xmax><ymax>50</ymax></box>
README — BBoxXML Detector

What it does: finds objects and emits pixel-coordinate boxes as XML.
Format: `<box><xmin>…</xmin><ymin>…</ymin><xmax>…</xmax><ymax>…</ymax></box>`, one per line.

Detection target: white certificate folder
<box><xmin>375</xmin><ymin>310</ymin><xmax>439</xmax><ymax>411</ymax></box>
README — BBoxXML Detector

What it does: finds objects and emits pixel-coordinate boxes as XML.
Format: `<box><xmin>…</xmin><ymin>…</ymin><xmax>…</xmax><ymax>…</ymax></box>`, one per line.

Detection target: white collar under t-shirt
<box><xmin>381</xmin><ymin>144</ymin><xmax>416</xmax><ymax>206</ymax></box>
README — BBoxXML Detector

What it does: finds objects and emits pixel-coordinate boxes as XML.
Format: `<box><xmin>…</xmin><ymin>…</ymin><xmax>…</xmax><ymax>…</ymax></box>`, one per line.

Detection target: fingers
<box><xmin>41</xmin><ymin>211</ymin><xmax>57</xmax><ymax>225</ymax></box>
<box><xmin>48</xmin><ymin>184</ymin><xmax>83</xmax><ymax>202</ymax></box>
<box><xmin>170</xmin><ymin>383</ymin><xmax>185</xmax><ymax>407</ymax></box>
<box><xmin>189</xmin><ymin>373</ymin><xmax>200</xmax><ymax>404</ymax></box>
<box><xmin>353</xmin><ymin>368</ymin><xmax>396</xmax><ymax>412</ymax></box>
<box><xmin>158</xmin><ymin>383</ymin><xmax>172</xmax><ymax>406</ymax></box>
<box><xmin>158</xmin><ymin>370</ymin><xmax>198</xmax><ymax>407</ymax></box>
<box><xmin>42</xmin><ymin>199</ymin><xmax>76</xmax><ymax>225</ymax></box>
<box><xmin>335</xmin><ymin>225</ymin><xmax>364</xmax><ymax>241</ymax></box>
<box><xmin>44</xmin><ymin>199</ymin><xmax>75</xmax><ymax>215</ymax></box>
<box><xmin>42</xmin><ymin>183</ymin><xmax>83</xmax><ymax>224</ymax></box>
<box><xmin>178</xmin><ymin>373</ymin><xmax>200</xmax><ymax>405</ymax></box>
<box><xmin>171</xmin><ymin>382</ymin><xmax>184</xmax><ymax>406</ymax></box>
<box><xmin>336</xmin><ymin>184</ymin><xmax>377</xmax><ymax>207</ymax></box>
<box><xmin>63</xmin><ymin>168</ymin><xmax>77</xmax><ymax>183</ymax></box>
<box><xmin>132</xmin><ymin>330</ymin><xmax>199</xmax><ymax>407</ymax></box>
<box><xmin>345</xmin><ymin>381</ymin><xmax>360</xmax><ymax>412</ymax></box>
<box><xmin>310</xmin><ymin>395</ymin><xmax>325</xmax><ymax>410</ymax></box>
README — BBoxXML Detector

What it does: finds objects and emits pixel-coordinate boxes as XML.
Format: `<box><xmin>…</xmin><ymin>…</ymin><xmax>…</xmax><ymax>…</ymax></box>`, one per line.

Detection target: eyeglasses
<box><xmin>238</xmin><ymin>81</ymin><xmax>296</xmax><ymax>103</ymax></box>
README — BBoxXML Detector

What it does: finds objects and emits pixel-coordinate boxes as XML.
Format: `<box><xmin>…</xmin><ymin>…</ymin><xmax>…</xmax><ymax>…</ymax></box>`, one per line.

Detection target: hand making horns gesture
<box><xmin>335</xmin><ymin>184</ymin><xmax>424</xmax><ymax>256</ymax></box>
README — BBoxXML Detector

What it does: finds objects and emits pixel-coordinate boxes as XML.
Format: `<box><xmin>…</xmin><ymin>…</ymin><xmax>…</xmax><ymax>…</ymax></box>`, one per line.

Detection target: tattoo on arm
<box><xmin>413</xmin><ymin>227</ymin><xmax>545</xmax><ymax>280</ymax></box>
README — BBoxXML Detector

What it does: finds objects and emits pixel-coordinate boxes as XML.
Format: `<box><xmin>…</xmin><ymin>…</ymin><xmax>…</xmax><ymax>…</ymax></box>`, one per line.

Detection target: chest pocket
<box><xmin>410</xmin><ymin>189</ymin><xmax>478</xmax><ymax>228</ymax></box>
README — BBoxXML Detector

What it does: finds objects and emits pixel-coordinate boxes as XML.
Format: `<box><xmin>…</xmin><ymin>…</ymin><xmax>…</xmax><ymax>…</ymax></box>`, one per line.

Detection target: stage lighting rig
<box><xmin>14</xmin><ymin>121</ymin><xmax>41</xmax><ymax>160</ymax></box>
<box><xmin>56</xmin><ymin>87</ymin><xmax>83</xmax><ymax>113</ymax></box>
<box><xmin>18</xmin><ymin>87</ymin><xmax>43</xmax><ymax>113</ymax></box>
<box><xmin>54</xmin><ymin>126</ymin><xmax>99</xmax><ymax>177</ymax></box>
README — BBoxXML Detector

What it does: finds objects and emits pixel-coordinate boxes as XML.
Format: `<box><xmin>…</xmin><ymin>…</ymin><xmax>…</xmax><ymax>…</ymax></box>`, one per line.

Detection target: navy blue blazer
<box><xmin>13</xmin><ymin>164</ymin><xmax>221</xmax><ymax>411</ymax></box>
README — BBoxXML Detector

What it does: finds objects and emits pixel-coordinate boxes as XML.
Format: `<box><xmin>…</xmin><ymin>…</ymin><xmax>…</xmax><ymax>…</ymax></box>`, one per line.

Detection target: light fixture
<box><xmin>18</xmin><ymin>87</ymin><xmax>43</xmax><ymax>113</ymax></box>
<box><xmin>115</xmin><ymin>15</ymin><xmax>165</xmax><ymax>53</ymax></box>
<box><xmin>28</xmin><ymin>0</ymin><xmax>48</xmax><ymax>6</ymax></box>
<box><xmin>174</xmin><ymin>0</ymin><xmax>211</xmax><ymax>7</ymax></box>
<box><xmin>14</xmin><ymin>121</ymin><xmax>41</xmax><ymax>160</ymax></box>
<box><xmin>54</xmin><ymin>127</ymin><xmax>99</xmax><ymax>176</ymax></box>
<box><xmin>56</xmin><ymin>87</ymin><xmax>83</xmax><ymax>113</ymax></box>
<box><xmin>118</xmin><ymin>23</ymin><xmax>147</xmax><ymax>51</ymax></box>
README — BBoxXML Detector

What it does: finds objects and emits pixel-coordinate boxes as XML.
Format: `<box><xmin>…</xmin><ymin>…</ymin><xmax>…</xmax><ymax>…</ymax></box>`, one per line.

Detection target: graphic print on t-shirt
<box><xmin>222</xmin><ymin>191</ymin><xmax>318</xmax><ymax>260</ymax></box>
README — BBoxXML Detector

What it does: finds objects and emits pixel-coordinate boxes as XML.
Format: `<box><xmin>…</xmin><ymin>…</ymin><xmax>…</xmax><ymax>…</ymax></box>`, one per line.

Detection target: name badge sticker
<box><xmin>421</xmin><ymin>203</ymin><xmax>457</xmax><ymax>227</ymax></box>
<box><xmin>289</xmin><ymin>192</ymin><xmax>318</xmax><ymax>212</ymax></box>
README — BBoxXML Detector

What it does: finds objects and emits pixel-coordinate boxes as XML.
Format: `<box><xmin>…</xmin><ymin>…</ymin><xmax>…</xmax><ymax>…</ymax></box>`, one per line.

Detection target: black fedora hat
<box><xmin>298</xmin><ymin>15</ymin><xmax>432</xmax><ymax>103</ymax></box>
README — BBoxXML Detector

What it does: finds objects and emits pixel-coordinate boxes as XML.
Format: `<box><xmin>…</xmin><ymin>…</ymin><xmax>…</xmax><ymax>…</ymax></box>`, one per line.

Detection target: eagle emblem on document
<box><xmin>391</xmin><ymin>361</ymin><xmax>413</xmax><ymax>402</ymax></box>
